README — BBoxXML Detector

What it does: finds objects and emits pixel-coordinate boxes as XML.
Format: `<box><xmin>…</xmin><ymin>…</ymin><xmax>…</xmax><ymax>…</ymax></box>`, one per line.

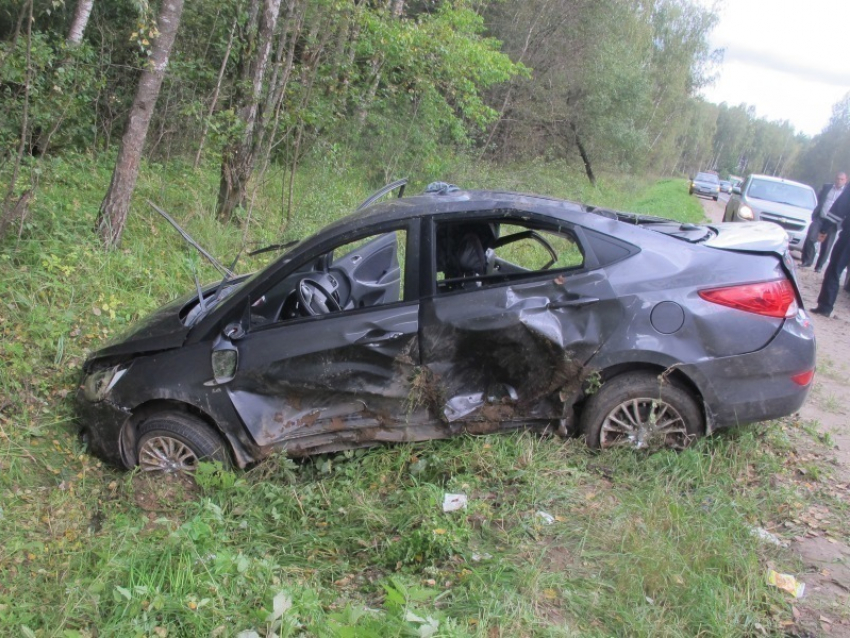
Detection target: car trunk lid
<box><xmin>646</xmin><ymin>219</ymin><xmax>802</xmax><ymax>300</ymax></box>
<box><xmin>704</xmin><ymin>221</ymin><xmax>803</xmax><ymax>302</ymax></box>
<box><xmin>703</xmin><ymin>221</ymin><xmax>789</xmax><ymax>254</ymax></box>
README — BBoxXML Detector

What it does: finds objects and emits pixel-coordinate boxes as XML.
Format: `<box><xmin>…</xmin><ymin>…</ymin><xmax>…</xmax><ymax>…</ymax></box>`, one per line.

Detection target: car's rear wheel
<box><xmin>582</xmin><ymin>372</ymin><xmax>703</xmax><ymax>450</ymax></box>
<box><xmin>136</xmin><ymin>412</ymin><xmax>230</xmax><ymax>473</ymax></box>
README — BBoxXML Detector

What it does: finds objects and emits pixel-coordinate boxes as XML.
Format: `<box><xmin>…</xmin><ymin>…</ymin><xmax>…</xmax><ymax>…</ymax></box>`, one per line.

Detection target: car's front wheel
<box><xmin>136</xmin><ymin>412</ymin><xmax>231</xmax><ymax>473</ymax></box>
<box><xmin>581</xmin><ymin>372</ymin><xmax>703</xmax><ymax>450</ymax></box>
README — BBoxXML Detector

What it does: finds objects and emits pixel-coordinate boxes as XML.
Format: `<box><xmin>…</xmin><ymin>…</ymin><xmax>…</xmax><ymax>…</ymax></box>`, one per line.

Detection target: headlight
<box><xmin>82</xmin><ymin>365</ymin><xmax>127</xmax><ymax>402</ymax></box>
<box><xmin>738</xmin><ymin>205</ymin><xmax>754</xmax><ymax>220</ymax></box>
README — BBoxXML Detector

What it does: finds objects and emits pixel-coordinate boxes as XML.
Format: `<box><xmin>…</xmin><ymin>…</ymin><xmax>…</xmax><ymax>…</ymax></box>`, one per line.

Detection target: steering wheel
<box><xmin>297</xmin><ymin>278</ymin><xmax>342</xmax><ymax>316</ymax></box>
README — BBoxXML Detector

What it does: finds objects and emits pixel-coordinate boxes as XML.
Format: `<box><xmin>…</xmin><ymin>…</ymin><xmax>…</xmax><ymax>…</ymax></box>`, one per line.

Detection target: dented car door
<box><xmin>219</xmin><ymin>228</ymin><xmax>424</xmax><ymax>452</ymax></box>
<box><xmin>420</xmin><ymin>214</ymin><xmax>624</xmax><ymax>424</ymax></box>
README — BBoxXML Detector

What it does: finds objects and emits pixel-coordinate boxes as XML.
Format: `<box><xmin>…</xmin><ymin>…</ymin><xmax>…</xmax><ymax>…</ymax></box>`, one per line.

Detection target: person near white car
<box><xmin>801</xmin><ymin>172</ymin><xmax>847</xmax><ymax>272</ymax></box>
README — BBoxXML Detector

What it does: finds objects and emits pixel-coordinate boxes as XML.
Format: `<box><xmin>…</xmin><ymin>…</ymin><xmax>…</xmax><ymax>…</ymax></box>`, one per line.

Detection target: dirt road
<box><xmin>700</xmin><ymin>196</ymin><xmax>850</xmax><ymax>635</ymax></box>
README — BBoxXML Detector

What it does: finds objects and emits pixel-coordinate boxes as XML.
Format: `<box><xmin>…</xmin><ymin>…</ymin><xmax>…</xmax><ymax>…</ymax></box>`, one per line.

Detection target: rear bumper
<box><xmin>681</xmin><ymin>311</ymin><xmax>816</xmax><ymax>429</ymax></box>
<box><xmin>693</xmin><ymin>186</ymin><xmax>719</xmax><ymax>197</ymax></box>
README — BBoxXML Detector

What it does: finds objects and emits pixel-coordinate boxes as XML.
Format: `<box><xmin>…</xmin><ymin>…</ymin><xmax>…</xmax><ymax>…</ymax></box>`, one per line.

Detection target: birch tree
<box><xmin>66</xmin><ymin>0</ymin><xmax>94</xmax><ymax>47</ymax></box>
<box><xmin>96</xmin><ymin>0</ymin><xmax>185</xmax><ymax>248</ymax></box>
<box><xmin>216</xmin><ymin>0</ymin><xmax>282</xmax><ymax>223</ymax></box>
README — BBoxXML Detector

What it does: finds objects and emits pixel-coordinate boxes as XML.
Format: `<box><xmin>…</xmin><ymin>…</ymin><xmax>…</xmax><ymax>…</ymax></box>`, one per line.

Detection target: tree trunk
<box><xmin>67</xmin><ymin>0</ymin><xmax>94</xmax><ymax>47</ymax></box>
<box><xmin>216</xmin><ymin>0</ymin><xmax>283</xmax><ymax>223</ymax></box>
<box><xmin>256</xmin><ymin>0</ymin><xmax>303</xmax><ymax>165</ymax></box>
<box><xmin>96</xmin><ymin>0</ymin><xmax>185</xmax><ymax>248</ymax></box>
<box><xmin>1</xmin><ymin>0</ymin><xmax>33</xmax><ymax>239</ymax></box>
<box><xmin>194</xmin><ymin>17</ymin><xmax>237</xmax><ymax>169</ymax></box>
<box><xmin>478</xmin><ymin>0</ymin><xmax>547</xmax><ymax>161</ymax></box>
<box><xmin>571</xmin><ymin>121</ymin><xmax>596</xmax><ymax>186</ymax></box>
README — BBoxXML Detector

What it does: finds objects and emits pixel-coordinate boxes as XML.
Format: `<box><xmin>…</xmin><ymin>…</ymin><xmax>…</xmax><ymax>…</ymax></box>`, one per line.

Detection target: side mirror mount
<box><xmin>223</xmin><ymin>322</ymin><xmax>245</xmax><ymax>340</ymax></box>
<box><xmin>732</xmin><ymin>186</ymin><xmax>741</xmax><ymax>195</ymax></box>
<box><xmin>221</xmin><ymin>302</ymin><xmax>251</xmax><ymax>342</ymax></box>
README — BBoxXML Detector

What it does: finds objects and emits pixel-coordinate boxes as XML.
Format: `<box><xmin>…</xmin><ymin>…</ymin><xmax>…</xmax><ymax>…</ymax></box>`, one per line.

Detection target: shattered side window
<box><xmin>435</xmin><ymin>218</ymin><xmax>583</xmax><ymax>291</ymax></box>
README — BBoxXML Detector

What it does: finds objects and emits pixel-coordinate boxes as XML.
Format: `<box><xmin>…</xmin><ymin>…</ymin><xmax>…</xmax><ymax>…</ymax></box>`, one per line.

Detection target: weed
<box><xmin>823</xmin><ymin>394</ymin><xmax>842</xmax><ymax>413</ymax></box>
<box><xmin>817</xmin><ymin>354</ymin><xmax>841</xmax><ymax>381</ymax></box>
<box><xmin>584</xmin><ymin>370</ymin><xmax>603</xmax><ymax>395</ymax></box>
<box><xmin>798</xmin><ymin>418</ymin><xmax>825</xmax><ymax>441</ymax></box>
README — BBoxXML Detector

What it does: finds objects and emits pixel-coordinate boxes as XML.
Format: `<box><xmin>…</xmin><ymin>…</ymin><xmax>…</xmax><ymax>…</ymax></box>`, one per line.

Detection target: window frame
<box><xmin>246</xmin><ymin>220</ymin><xmax>421</xmax><ymax>331</ymax></box>
<box><xmin>424</xmin><ymin>210</ymin><xmax>593</xmax><ymax>297</ymax></box>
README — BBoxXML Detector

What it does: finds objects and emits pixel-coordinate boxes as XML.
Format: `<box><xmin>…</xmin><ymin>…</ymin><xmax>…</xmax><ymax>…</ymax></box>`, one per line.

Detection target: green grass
<box><xmin>0</xmin><ymin>153</ymin><xmax>828</xmax><ymax>635</ymax></box>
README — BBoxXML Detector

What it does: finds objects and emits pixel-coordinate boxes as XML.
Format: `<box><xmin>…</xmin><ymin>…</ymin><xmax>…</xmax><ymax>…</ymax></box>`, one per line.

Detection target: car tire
<box><xmin>713</xmin><ymin>196</ymin><xmax>719</xmax><ymax>201</ymax></box>
<box><xmin>136</xmin><ymin>412</ymin><xmax>231</xmax><ymax>473</ymax></box>
<box><xmin>581</xmin><ymin>371</ymin><xmax>703</xmax><ymax>450</ymax></box>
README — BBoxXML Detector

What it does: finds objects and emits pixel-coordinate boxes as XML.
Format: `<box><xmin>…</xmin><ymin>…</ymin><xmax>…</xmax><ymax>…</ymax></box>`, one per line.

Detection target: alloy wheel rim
<box><xmin>599</xmin><ymin>398</ymin><xmax>690</xmax><ymax>449</ymax></box>
<box><xmin>139</xmin><ymin>436</ymin><xmax>198</xmax><ymax>473</ymax></box>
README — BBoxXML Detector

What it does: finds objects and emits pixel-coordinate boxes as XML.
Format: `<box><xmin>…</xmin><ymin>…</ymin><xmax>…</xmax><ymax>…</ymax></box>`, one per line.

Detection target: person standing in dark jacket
<box><xmin>811</xmin><ymin>184</ymin><xmax>850</xmax><ymax>316</ymax></box>
<box><xmin>801</xmin><ymin>172</ymin><xmax>847</xmax><ymax>271</ymax></box>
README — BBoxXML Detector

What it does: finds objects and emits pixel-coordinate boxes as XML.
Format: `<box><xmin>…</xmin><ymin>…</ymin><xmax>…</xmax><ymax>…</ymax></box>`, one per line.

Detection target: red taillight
<box><xmin>791</xmin><ymin>369</ymin><xmax>815</xmax><ymax>386</ymax></box>
<box><xmin>698</xmin><ymin>279</ymin><xmax>798</xmax><ymax>318</ymax></box>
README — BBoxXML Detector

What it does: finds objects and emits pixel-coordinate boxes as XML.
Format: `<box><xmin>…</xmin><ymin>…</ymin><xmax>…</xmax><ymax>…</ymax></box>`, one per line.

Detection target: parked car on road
<box><xmin>689</xmin><ymin>172</ymin><xmax>720</xmax><ymax>201</ymax></box>
<box><xmin>77</xmin><ymin>181</ymin><xmax>815</xmax><ymax>473</ymax></box>
<box><xmin>723</xmin><ymin>174</ymin><xmax>818</xmax><ymax>252</ymax></box>
<box><xmin>719</xmin><ymin>180</ymin><xmax>732</xmax><ymax>194</ymax></box>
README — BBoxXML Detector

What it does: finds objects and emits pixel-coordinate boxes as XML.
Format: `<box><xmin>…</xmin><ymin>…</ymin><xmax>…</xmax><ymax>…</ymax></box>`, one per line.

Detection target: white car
<box><xmin>723</xmin><ymin>175</ymin><xmax>817</xmax><ymax>252</ymax></box>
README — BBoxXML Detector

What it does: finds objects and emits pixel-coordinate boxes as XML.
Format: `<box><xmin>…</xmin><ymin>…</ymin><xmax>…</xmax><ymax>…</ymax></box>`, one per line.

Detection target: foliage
<box><xmin>2</xmin><ymin>0</ymin><xmax>844</xmax><ymax>214</ymax></box>
<box><xmin>0</xmin><ymin>30</ymin><xmax>102</xmax><ymax>160</ymax></box>
<box><xmin>480</xmin><ymin>0</ymin><xmax>719</xmax><ymax>175</ymax></box>
<box><xmin>791</xmin><ymin>92</ymin><xmax>850</xmax><ymax>186</ymax></box>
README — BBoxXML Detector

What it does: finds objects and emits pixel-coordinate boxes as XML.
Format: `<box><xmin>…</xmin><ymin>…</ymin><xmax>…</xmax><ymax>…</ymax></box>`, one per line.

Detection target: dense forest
<box><xmin>1</xmin><ymin>0</ymin><xmax>848</xmax><ymax>246</ymax></box>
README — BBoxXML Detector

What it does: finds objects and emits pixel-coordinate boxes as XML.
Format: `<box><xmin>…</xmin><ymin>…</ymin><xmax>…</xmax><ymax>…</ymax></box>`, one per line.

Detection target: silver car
<box><xmin>723</xmin><ymin>175</ymin><xmax>817</xmax><ymax>252</ymax></box>
<box><xmin>689</xmin><ymin>172</ymin><xmax>720</xmax><ymax>201</ymax></box>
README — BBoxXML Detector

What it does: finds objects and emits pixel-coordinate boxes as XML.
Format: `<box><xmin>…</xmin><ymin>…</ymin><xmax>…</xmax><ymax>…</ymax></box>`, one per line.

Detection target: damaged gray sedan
<box><xmin>77</xmin><ymin>181</ymin><xmax>816</xmax><ymax>472</ymax></box>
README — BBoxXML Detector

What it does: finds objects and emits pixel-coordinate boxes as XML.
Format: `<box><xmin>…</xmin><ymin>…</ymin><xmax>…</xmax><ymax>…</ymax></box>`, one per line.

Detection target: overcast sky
<box><xmin>695</xmin><ymin>0</ymin><xmax>850</xmax><ymax>136</ymax></box>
